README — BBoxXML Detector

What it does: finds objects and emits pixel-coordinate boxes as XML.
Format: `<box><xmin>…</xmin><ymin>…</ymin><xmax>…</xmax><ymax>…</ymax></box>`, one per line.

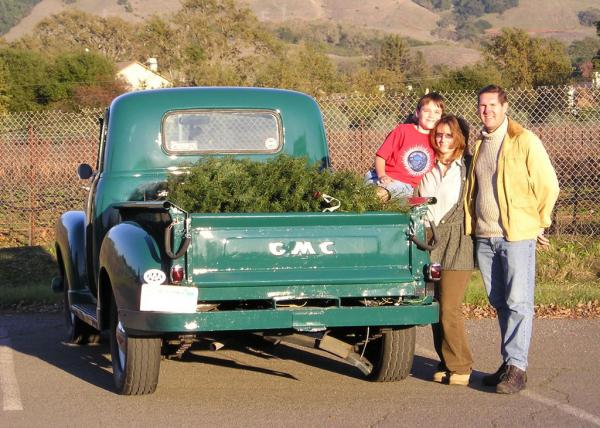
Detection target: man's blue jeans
<box><xmin>475</xmin><ymin>237</ymin><xmax>536</xmax><ymax>371</ymax></box>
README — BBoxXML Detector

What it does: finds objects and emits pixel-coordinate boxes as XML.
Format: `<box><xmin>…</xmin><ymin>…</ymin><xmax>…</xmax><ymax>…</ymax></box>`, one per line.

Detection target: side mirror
<box><xmin>77</xmin><ymin>163</ymin><xmax>94</xmax><ymax>180</ymax></box>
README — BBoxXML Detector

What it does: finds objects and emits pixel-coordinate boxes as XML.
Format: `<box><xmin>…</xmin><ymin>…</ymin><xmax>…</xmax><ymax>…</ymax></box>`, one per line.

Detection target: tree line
<box><xmin>0</xmin><ymin>0</ymin><xmax>597</xmax><ymax>113</ymax></box>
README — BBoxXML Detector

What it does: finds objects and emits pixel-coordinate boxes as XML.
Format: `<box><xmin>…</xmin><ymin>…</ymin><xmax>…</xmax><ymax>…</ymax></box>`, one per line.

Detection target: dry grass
<box><xmin>412</xmin><ymin>44</ymin><xmax>482</xmax><ymax>69</ymax></box>
<box><xmin>483</xmin><ymin>0</ymin><xmax>598</xmax><ymax>44</ymax></box>
<box><xmin>465</xmin><ymin>236</ymin><xmax>600</xmax><ymax>316</ymax></box>
<box><xmin>0</xmin><ymin>245</ymin><xmax>60</xmax><ymax>309</ymax></box>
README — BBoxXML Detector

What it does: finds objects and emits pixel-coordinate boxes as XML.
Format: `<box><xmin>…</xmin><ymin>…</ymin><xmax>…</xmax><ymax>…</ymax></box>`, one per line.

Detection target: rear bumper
<box><xmin>120</xmin><ymin>302</ymin><xmax>439</xmax><ymax>334</ymax></box>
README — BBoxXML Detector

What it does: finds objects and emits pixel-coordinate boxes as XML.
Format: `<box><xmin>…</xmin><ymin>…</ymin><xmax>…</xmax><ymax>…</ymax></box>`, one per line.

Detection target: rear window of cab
<box><xmin>162</xmin><ymin>109</ymin><xmax>283</xmax><ymax>154</ymax></box>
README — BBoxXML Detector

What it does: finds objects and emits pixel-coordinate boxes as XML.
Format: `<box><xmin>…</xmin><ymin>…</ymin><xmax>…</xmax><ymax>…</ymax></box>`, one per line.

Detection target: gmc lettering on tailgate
<box><xmin>269</xmin><ymin>241</ymin><xmax>335</xmax><ymax>256</ymax></box>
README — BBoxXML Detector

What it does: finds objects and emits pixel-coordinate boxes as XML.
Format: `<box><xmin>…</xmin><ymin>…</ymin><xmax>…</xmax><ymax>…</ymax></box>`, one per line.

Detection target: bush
<box><xmin>578</xmin><ymin>8</ymin><xmax>600</xmax><ymax>27</ymax></box>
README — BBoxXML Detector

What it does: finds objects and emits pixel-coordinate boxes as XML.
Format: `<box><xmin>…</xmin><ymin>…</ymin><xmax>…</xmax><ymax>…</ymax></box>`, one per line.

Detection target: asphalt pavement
<box><xmin>1</xmin><ymin>312</ymin><xmax>599</xmax><ymax>427</ymax></box>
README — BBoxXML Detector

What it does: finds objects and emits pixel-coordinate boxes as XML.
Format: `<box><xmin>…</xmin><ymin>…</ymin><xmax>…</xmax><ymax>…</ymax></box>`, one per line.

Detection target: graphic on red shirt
<box><xmin>376</xmin><ymin>124</ymin><xmax>434</xmax><ymax>187</ymax></box>
<box><xmin>403</xmin><ymin>145</ymin><xmax>432</xmax><ymax>175</ymax></box>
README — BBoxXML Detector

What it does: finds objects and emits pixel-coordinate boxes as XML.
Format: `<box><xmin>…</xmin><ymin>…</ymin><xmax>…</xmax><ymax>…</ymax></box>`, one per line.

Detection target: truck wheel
<box><xmin>364</xmin><ymin>326</ymin><xmax>416</xmax><ymax>382</ymax></box>
<box><xmin>109</xmin><ymin>297</ymin><xmax>161</xmax><ymax>395</ymax></box>
<box><xmin>63</xmin><ymin>275</ymin><xmax>100</xmax><ymax>345</ymax></box>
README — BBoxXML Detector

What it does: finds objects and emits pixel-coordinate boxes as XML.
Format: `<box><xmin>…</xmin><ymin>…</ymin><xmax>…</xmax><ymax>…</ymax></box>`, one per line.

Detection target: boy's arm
<box><xmin>375</xmin><ymin>156</ymin><xmax>391</xmax><ymax>184</ymax></box>
<box><xmin>375</xmin><ymin>126</ymin><xmax>402</xmax><ymax>185</ymax></box>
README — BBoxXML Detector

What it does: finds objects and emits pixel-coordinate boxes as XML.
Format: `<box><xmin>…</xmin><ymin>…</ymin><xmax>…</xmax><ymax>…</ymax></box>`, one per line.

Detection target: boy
<box><xmin>366</xmin><ymin>92</ymin><xmax>445</xmax><ymax>197</ymax></box>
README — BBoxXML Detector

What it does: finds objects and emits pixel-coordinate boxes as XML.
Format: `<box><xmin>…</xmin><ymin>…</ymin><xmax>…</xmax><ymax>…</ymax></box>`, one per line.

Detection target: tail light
<box><xmin>425</xmin><ymin>263</ymin><xmax>442</xmax><ymax>281</ymax></box>
<box><xmin>170</xmin><ymin>265</ymin><xmax>185</xmax><ymax>284</ymax></box>
<box><xmin>407</xmin><ymin>196</ymin><xmax>437</xmax><ymax>207</ymax></box>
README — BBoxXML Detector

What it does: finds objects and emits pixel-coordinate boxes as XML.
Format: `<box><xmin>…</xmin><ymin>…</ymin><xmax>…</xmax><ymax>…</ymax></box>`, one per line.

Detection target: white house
<box><xmin>116</xmin><ymin>58</ymin><xmax>172</xmax><ymax>91</ymax></box>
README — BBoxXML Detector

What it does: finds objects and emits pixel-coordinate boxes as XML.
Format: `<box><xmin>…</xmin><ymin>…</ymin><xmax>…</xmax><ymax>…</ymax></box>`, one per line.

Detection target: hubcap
<box><xmin>115</xmin><ymin>321</ymin><xmax>127</xmax><ymax>370</ymax></box>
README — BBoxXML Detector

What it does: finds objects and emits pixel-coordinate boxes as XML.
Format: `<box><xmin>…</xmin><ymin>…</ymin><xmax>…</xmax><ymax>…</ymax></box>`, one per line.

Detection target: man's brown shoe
<box><xmin>482</xmin><ymin>363</ymin><xmax>507</xmax><ymax>386</ymax></box>
<box><xmin>496</xmin><ymin>365</ymin><xmax>527</xmax><ymax>394</ymax></box>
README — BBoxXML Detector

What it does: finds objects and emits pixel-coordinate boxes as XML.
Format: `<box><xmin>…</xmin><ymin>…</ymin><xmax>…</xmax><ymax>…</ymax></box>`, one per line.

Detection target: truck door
<box><xmin>84</xmin><ymin>108</ymin><xmax>108</xmax><ymax>296</ymax></box>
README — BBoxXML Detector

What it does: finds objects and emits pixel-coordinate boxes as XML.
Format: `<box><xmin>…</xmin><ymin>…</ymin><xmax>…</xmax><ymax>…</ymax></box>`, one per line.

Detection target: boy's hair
<box><xmin>478</xmin><ymin>85</ymin><xmax>508</xmax><ymax>104</ymax></box>
<box><xmin>429</xmin><ymin>115</ymin><xmax>467</xmax><ymax>162</ymax></box>
<box><xmin>416</xmin><ymin>92</ymin><xmax>445</xmax><ymax>112</ymax></box>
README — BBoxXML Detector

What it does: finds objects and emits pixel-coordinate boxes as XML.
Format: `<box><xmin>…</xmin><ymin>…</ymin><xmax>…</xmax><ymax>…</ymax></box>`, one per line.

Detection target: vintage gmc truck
<box><xmin>52</xmin><ymin>87</ymin><xmax>439</xmax><ymax>395</ymax></box>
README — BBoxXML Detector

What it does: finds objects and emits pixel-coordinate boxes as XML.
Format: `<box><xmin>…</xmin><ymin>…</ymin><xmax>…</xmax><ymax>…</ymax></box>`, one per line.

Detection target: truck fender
<box><xmin>98</xmin><ymin>222</ymin><xmax>163</xmax><ymax>316</ymax></box>
<box><xmin>54</xmin><ymin>211</ymin><xmax>89</xmax><ymax>295</ymax></box>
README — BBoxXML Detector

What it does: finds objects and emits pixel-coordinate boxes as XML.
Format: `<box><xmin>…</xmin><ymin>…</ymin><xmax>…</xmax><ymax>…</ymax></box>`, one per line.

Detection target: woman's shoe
<box><xmin>433</xmin><ymin>369</ymin><xmax>448</xmax><ymax>383</ymax></box>
<box><xmin>448</xmin><ymin>372</ymin><xmax>470</xmax><ymax>386</ymax></box>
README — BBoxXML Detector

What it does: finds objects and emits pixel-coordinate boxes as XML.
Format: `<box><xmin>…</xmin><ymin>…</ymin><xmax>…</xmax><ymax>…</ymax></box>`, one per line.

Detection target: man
<box><xmin>464</xmin><ymin>85</ymin><xmax>559</xmax><ymax>394</ymax></box>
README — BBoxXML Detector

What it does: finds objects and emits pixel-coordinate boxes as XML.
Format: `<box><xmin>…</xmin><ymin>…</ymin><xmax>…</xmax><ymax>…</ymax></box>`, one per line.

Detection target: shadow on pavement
<box><xmin>7</xmin><ymin>313</ymin><xmax>500</xmax><ymax>392</ymax></box>
<box><xmin>2</xmin><ymin>313</ymin><xmax>115</xmax><ymax>393</ymax></box>
<box><xmin>177</xmin><ymin>351</ymin><xmax>298</xmax><ymax>380</ymax></box>
<box><xmin>174</xmin><ymin>333</ymin><xmax>365</xmax><ymax>381</ymax></box>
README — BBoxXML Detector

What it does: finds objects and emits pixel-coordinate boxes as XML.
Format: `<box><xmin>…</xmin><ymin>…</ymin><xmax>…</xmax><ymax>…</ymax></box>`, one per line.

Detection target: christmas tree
<box><xmin>166</xmin><ymin>155</ymin><xmax>409</xmax><ymax>214</ymax></box>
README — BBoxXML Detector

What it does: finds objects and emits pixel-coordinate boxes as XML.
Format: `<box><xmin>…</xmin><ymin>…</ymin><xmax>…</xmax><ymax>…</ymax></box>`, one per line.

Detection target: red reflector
<box><xmin>170</xmin><ymin>265</ymin><xmax>185</xmax><ymax>284</ymax></box>
<box><xmin>407</xmin><ymin>196</ymin><xmax>437</xmax><ymax>207</ymax></box>
<box><xmin>427</xmin><ymin>263</ymin><xmax>442</xmax><ymax>281</ymax></box>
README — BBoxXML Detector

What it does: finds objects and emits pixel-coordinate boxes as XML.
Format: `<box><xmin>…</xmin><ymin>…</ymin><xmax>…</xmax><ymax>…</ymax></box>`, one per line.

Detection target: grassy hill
<box><xmin>483</xmin><ymin>0</ymin><xmax>598</xmax><ymax>44</ymax></box>
<box><xmin>4</xmin><ymin>0</ymin><xmax>598</xmax><ymax>42</ymax></box>
<box><xmin>0</xmin><ymin>0</ymin><xmax>597</xmax><ymax>70</ymax></box>
<box><xmin>1</xmin><ymin>0</ymin><xmax>181</xmax><ymax>41</ymax></box>
<box><xmin>244</xmin><ymin>0</ymin><xmax>440</xmax><ymax>42</ymax></box>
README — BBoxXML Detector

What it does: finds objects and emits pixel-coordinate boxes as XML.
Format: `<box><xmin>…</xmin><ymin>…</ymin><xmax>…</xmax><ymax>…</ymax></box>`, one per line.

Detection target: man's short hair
<box><xmin>478</xmin><ymin>85</ymin><xmax>508</xmax><ymax>104</ymax></box>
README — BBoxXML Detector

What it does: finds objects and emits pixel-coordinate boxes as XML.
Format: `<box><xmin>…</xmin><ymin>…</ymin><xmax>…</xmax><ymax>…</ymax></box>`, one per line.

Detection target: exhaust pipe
<box><xmin>262</xmin><ymin>333</ymin><xmax>373</xmax><ymax>376</ymax></box>
<box><xmin>210</xmin><ymin>341</ymin><xmax>225</xmax><ymax>351</ymax></box>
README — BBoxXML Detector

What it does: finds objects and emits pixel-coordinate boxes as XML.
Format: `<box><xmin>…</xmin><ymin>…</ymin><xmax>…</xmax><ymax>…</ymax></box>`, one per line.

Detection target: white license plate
<box><xmin>140</xmin><ymin>284</ymin><xmax>198</xmax><ymax>313</ymax></box>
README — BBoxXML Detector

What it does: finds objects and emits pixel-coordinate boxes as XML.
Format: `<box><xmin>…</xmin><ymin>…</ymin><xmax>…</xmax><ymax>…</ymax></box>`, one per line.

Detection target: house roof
<box><xmin>116</xmin><ymin>61</ymin><xmax>172</xmax><ymax>85</ymax></box>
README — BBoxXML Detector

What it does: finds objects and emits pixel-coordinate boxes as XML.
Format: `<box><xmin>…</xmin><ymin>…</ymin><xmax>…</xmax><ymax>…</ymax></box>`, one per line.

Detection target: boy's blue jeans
<box><xmin>475</xmin><ymin>237</ymin><xmax>536</xmax><ymax>371</ymax></box>
<box><xmin>364</xmin><ymin>170</ymin><xmax>413</xmax><ymax>197</ymax></box>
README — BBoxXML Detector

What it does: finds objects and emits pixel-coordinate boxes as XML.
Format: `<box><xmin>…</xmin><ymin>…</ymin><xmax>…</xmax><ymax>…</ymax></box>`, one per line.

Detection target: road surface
<box><xmin>1</xmin><ymin>312</ymin><xmax>599</xmax><ymax>427</ymax></box>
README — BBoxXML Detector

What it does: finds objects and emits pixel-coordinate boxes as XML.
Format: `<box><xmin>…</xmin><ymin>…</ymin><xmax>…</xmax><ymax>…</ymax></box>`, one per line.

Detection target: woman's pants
<box><xmin>432</xmin><ymin>269</ymin><xmax>474</xmax><ymax>374</ymax></box>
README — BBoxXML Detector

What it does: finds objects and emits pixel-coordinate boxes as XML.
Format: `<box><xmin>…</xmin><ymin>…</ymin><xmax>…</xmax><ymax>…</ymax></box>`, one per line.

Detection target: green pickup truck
<box><xmin>53</xmin><ymin>87</ymin><xmax>439</xmax><ymax>395</ymax></box>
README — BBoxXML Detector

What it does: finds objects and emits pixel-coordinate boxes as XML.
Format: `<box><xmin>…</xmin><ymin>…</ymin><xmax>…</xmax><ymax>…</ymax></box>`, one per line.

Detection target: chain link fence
<box><xmin>0</xmin><ymin>110</ymin><xmax>100</xmax><ymax>246</ymax></box>
<box><xmin>320</xmin><ymin>86</ymin><xmax>600</xmax><ymax>239</ymax></box>
<box><xmin>1</xmin><ymin>86</ymin><xmax>599</xmax><ymax>247</ymax></box>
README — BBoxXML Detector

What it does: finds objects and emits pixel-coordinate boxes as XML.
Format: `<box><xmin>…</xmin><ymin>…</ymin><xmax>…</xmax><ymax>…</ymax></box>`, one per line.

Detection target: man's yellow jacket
<box><xmin>464</xmin><ymin>118</ymin><xmax>560</xmax><ymax>241</ymax></box>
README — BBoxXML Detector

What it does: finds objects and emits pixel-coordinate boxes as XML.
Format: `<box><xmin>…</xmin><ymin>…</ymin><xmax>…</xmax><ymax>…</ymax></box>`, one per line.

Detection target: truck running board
<box><xmin>71</xmin><ymin>303</ymin><xmax>99</xmax><ymax>330</ymax></box>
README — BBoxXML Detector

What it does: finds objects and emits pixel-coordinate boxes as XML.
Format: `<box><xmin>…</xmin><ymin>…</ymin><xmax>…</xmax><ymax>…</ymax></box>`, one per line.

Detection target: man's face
<box><xmin>478</xmin><ymin>92</ymin><xmax>508</xmax><ymax>132</ymax></box>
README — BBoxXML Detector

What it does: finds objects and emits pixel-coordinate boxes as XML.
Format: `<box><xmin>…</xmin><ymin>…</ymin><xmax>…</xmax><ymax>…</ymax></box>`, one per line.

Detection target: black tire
<box><xmin>109</xmin><ymin>296</ymin><xmax>161</xmax><ymax>395</ymax></box>
<box><xmin>363</xmin><ymin>326</ymin><xmax>416</xmax><ymax>382</ymax></box>
<box><xmin>63</xmin><ymin>274</ymin><xmax>100</xmax><ymax>345</ymax></box>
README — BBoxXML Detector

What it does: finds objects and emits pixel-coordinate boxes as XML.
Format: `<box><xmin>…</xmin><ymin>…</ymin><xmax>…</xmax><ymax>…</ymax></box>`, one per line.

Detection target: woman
<box><xmin>417</xmin><ymin>115</ymin><xmax>474</xmax><ymax>386</ymax></box>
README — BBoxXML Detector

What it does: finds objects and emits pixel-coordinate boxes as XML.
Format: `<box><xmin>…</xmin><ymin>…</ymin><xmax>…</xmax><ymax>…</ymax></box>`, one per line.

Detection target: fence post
<box><xmin>359</xmin><ymin>118</ymin><xmax>364</xmax><ymax>166</ymax></box>
<box><xmin>27</xmin><ymin>123</ymin><xmax>36</xmax><ymax>246</ymax></box>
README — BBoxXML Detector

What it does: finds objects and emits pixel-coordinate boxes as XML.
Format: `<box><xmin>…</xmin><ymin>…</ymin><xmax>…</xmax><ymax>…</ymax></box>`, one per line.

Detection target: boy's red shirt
<box><xmin>376</xmin><ymin>123</ymin><xmax>435</xmax><ymax>187</ymax></box>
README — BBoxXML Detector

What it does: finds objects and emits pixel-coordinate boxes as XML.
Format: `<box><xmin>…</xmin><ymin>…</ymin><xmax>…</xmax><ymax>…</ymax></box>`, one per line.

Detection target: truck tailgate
<box><xmin>188</xmin><ymin>212</ymin><xmax>417</xmax><ymax>288</ymax></box>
